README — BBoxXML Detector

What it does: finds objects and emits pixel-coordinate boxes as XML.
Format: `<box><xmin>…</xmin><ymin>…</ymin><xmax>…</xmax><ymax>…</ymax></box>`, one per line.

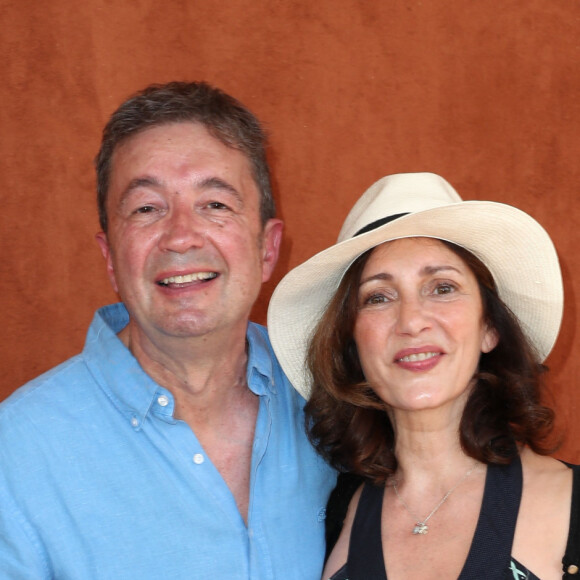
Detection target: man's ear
<box><xmin>95</xmin><ymin>232</ymin><xmax>119</xmax><ymax>293</ymax></box>
<box><xmin>261</xmin><ymin>219</ymin><xmax>284</xmax><ymax>283</ymax></box>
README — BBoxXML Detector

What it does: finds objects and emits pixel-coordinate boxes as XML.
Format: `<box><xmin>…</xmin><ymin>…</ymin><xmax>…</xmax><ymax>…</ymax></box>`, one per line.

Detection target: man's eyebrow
<box><xmin>119</xmin><ymin>176</ymin><xmax>163</xmax><ymax>206</ymax></box>
<box><xmin>117</xmin><ymin>175</ymin><xmax>244</xmax><ymax>206</ymax></box>
<box><xmin>198</xmin><ymin>176</ymin><xmax>243</xmax><ymax>203</ymax></box>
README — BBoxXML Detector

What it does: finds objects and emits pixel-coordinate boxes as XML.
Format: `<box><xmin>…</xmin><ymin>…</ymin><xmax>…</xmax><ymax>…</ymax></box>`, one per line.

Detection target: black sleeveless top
<box><xmin>326</xmin><ymin>459</ymin><xmax>580</xmax><ymax>579</ymax></box>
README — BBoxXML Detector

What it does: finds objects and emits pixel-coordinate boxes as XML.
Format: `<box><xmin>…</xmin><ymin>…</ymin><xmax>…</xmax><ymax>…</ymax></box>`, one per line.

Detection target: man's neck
<box><xmin>118</xmin><ymin>320</ymin><xmax>250</xmax><ymax>405</ymax></box>
<box><xmin>119</xmin><ymin>320</ymin><xmax>259</xmax><ymax>523</ymax></box>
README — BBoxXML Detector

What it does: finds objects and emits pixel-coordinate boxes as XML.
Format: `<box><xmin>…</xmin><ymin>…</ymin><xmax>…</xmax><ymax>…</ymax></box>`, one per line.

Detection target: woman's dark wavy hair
<box><xmin>304</xmin><ymin>239</ymin><xmax>558</xmax><ymax>485</ymax></box>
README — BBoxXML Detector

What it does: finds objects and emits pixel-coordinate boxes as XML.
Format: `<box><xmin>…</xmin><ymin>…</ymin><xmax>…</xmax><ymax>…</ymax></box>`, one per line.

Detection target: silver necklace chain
<box><xmin>392</xmin><ymin>462</ymin><xmax>479</xmax><ymax>535</ymax></box>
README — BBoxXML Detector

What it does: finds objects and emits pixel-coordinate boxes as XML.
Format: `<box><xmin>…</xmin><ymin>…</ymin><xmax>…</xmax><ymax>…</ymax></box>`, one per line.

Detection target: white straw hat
<box><xmin>267</xmin><ymin>172</ymin><xmax>563</xmax><ymax>399</ymax></box>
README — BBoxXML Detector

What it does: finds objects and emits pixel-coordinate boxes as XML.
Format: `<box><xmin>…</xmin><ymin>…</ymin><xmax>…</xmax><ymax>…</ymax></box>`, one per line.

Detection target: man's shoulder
<box><xmin>0</xmin><ymin>303</ymin><xmax>129</xmax><ymax>427</ymax></box>
<box><xmin>0</xmin><ymin>353</ymin><xmax>92</xmax><ymax>427</ymax></box>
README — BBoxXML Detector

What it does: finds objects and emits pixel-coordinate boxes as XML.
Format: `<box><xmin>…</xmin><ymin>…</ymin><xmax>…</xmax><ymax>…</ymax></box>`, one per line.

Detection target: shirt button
<box><xmin>193</xmin><ymin>453</ymin><xmax>205</xmax><ymax>465</ymax></box>
<box><xmin>131</xmin><ymin>417</ymin><xmax>139</xmax><ymax>427</ymax></box>
<box><xmin>568</xmin><ymin>565</ymin><xmax>579</xmax><ymax>574</ymax></box>
<box><xmin>157</xmin><ymin>395</ymin><xmax>169</xmax><ymax>407</ymax></box>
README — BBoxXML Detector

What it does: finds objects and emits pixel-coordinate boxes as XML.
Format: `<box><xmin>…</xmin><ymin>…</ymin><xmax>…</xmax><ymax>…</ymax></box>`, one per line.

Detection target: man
<box><xmin>0</xmin><ymin>82</ymin><xmax>336</xmax><ymax>579</ymax></box>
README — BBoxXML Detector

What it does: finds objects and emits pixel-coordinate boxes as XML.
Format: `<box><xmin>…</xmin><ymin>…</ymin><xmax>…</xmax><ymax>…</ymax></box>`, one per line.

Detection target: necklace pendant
<box><xmin>412</xmin><ymin>522</ymin><xmax>428</xmax><ymax>535</ymax></box>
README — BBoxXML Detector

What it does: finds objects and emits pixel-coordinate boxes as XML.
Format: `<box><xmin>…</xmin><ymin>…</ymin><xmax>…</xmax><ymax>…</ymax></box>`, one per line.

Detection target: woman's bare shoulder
<box><xmin>520</xmin><ymin>449</ymin><xmax>573</xmax><ymax>501</ymax></box>
<box><xmin>521</xmin><ymin>448</ymin><xmax>573</xmax><ymax>474</ymax></box>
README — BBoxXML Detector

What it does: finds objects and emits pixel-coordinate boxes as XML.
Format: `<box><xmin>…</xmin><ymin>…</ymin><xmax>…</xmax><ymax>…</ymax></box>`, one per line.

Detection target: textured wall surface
<box><xmin>2</xmin><ymin>0</ymin><xmax>579</xmax><ymax>460</ymax></box>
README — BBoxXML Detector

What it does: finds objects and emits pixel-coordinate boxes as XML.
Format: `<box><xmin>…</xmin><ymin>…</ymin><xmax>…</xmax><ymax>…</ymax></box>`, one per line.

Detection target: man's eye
<box><xmin>134</xmin><ymin>205</ymin><xmax>157</xmax><ymax>214</ymax></box>
<box><xmin>208</xmin><ymin>202</ymin><xmax>227</xmax><ymax>210</ymax></box>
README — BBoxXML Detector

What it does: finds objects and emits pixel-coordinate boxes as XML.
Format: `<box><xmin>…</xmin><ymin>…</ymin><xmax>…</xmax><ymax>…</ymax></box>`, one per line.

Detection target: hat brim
<box><xmin>268</xmin><ymin>201</ymin><xmax>563</xmax><ymax>399</ymax></box>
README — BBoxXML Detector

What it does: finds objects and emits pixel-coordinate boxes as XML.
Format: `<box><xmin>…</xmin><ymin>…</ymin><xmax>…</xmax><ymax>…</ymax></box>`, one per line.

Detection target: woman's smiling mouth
<box><xmin>396</xmin><ymin>351</ymin><xmax>440</xmax><ymax>363</ymax></box>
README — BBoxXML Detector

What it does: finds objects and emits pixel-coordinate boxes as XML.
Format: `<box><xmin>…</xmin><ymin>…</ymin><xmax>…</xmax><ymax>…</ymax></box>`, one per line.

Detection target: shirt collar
<box><xmin>83</xmin><ymin>304</ymin><xmax>161</xmax><ymax>429</ymax></box>
<box><xmin>246</xmin><ymin>321</ymin><xmax>278</xmax><ymax>396</ymax></box>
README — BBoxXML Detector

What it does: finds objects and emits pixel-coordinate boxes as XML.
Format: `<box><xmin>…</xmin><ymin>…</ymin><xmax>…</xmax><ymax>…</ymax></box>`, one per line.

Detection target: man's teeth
<box><xmin>160</xmin><ymin>272</ymin><xmax>217</xmax><ymax>285</ymax></box>
<box><xmin>398</xmin><ymin>352</ymin><xmax>439</xmax><ymax>362</ymax></box>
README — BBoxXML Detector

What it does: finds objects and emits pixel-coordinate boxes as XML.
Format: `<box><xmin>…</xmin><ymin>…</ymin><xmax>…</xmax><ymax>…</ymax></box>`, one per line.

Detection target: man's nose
<box><xmin>158</xmin><ymin>208</ymin><xmax>206</xmax><ymax>253</ymax></box>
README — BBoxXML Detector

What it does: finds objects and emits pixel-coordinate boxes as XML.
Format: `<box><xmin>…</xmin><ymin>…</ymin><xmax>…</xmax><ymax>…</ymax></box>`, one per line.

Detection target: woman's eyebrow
<box><xmin>359</xmin><ymin>264</ymin><xmax>462</xmax><ymax>286</ymax></box>
<box><xmin>359</xmin><ymin>272</ymin><xmax>393</xmax><ymax>286</ymax></box>
<box><xmin>422</xmin><ymin>264</ymin><xmax>462</xmax><ymax>276</ymax></box>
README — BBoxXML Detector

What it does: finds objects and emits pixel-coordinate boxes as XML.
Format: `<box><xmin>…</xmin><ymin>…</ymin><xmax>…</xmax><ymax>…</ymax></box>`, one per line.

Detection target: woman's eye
<box><xmin>433</xmin><ymin>283</ymin><xmax>455</xmax><ymax>295</ymax></box>
<box><xmin>369</xmin><ymin>294</ymin><xmax>386</xmax><ymax>304</ymax></box>
<box><xmin>362</xmin><ymin>293</ymin><xmax>389</xmax><ymax>306</ymax></box>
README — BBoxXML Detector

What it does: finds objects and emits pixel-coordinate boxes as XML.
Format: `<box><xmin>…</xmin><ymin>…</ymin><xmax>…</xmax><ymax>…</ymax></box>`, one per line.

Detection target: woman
<box><xmin>267</xmin><ymin>173</ymin><xmax>579</xmax><ymax>579</ymax></box>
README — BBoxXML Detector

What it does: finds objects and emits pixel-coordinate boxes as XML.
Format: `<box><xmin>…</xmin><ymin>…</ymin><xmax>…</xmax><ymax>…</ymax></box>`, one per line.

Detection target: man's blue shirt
<box><xmin>0</xmin><ymin>304</ymin><xmax>336</xmax><ymax>579</ymax></box>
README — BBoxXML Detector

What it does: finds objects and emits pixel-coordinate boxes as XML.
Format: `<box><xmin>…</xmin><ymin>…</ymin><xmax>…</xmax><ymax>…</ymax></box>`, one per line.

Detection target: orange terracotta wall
<box><xmin>2</xmin><ymin>1</ymin><xmax>579</xmax><ymax>460</ymax></box>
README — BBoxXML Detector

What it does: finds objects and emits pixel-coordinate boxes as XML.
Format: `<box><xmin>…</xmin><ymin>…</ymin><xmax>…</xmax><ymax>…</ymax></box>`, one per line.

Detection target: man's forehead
<box><xmin>110</xmin><ymin>121</ymin><xmax>254</xmax><ymax>177</ymax></box>
<box><xmin>113</xmin><ymin>120</ymin><xmax>238</xmax><ymax>155</ymax></box>
<box><xmin>107</xmin><ymin>121</ymin><xmax>260</xmax><ymax>205</ymax></box>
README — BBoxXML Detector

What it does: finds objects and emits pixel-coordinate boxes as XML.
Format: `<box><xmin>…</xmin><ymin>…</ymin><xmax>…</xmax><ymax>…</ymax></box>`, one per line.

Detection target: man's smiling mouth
<box><xmin>157</xmin><ymin>272</ymin><xmax>218</xmax><ymax>286</ymax></box>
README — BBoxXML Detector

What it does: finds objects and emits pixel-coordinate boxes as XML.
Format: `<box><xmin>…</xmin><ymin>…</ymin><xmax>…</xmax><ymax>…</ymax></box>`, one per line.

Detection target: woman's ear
<box><xmin>481</xmin><ymin>325</ymin><xmax>499</xmax><ymax>353</ymax></box>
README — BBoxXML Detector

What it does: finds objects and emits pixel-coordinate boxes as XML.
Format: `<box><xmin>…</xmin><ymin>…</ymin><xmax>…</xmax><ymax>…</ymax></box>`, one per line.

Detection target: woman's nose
<box><xmin>395</xmin><ymin>297</ymin><xmax>430</xmax><ymax>336</ymax></box>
